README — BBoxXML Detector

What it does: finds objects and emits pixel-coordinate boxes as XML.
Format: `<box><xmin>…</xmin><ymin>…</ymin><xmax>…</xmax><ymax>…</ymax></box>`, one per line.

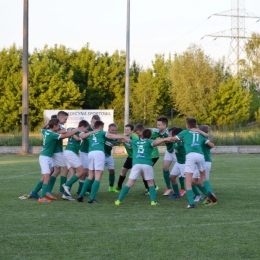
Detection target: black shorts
<box><xmin>152</xmin><ymin>157</ymin><xmax>159</xmax><ymax>166</ymax></box>
<box><xmin>123</xmin><ymin>156</ymin><xmax>133</xmax><ymax>169</ymax></box>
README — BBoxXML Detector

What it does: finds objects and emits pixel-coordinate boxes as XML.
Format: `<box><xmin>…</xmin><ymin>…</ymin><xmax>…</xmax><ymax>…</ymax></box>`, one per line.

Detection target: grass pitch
<box><xmin>0</xmin><ymin>154</ymin><xmax>259</xmax><ymax>260</ymax></box>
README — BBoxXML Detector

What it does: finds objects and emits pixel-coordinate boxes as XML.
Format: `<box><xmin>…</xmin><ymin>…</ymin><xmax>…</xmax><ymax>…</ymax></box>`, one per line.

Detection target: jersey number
<box><xmin>192</xmin><ymin>133</ymin><xmax>199</xmax><ymax>143</ymax></box>
<box><xmin>137</xmin><ymin>145</ymin><xmax>144</xmax><ymax>154</ymax></box>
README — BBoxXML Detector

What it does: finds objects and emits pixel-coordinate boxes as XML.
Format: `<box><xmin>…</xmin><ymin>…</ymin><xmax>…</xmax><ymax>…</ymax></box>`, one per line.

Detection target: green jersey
<box><xmin>104</xmin><ymin>137</ymin><xmax>118</xmax><ymax>156</ymax></box>
<box><xmin>65</xmin><ymin>131</ymin><xmax>82</xmax><ymax>155</ymax></box>
<box><xmin>177</xmin><ymin>130</ymin><xmax>208</xmax><ymax>155</ymax></box>
<box><xmin>122</xmin><ymin>133</ymin><xmax>139</xmax><ymax>158</ymax></box>
<box><xmin>130</xmin><ymin>138</ymin><xmax>154</xmax><ymax>166</ymax></box>
<box><xmin>53</xmin><ymin>124</ymin><xmax>65</xmax><ymax>153</ymax></box>
<box><xmin>40</xmin><ymin>129</ymin><xmax>61</xmax><ymax>157</ymax></box>
<box><xmin>152</xmin><ymin>128</ymin><xmax>174</xmax><ymax>153</ymax></box>
<box><xmin>87</xmin><ymin>130</ymin><xmax>107</xmax><ymax>153</ymax></box>
<box><xmin>202</xmin><ymin>143</ymin><xmax>212</xmax><ymax>162</ymax></box>
<box><xmin>151</xmin><ymin>132</ymin><xmax>160</xmax><ymax>158</ymax></box>
<box><xmin>172</xmin><ymin>141</ymin><xmax>186</xmax><ymax>164</ymax></box>
<box><xmin>80</xmin><ymin>127</ymin><xmax>93</xmax><ymax>153</ymax></box>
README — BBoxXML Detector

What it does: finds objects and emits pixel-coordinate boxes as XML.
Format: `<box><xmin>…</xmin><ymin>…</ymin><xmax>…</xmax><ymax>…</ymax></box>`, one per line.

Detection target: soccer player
<box><xmin>77</xmin><ymin>115</ymin><xmax>101</xmax><ymax>195</ymax></box>
<box><xmin>115</xmin><ymin>129</ymin><xmax>171</xmax><ymax>206</ymax></box>
<box><xmin>104</xmin><ymin>123</ymin><xmax>120</xmax><ymax>192</ymax></box>
<box><xmin>168</xmin><ymin>117</ymin><xmax>217</xmax><ymax>209</ymax></box>
<box><xmin>134</xmin><ymin>123</ymin><xmax>159</xmax><ymax>195</ymax></box>
<box><xmin>115</xmin><ymin>124</ymin><xmax>139</xmax><ymax>190</ymax></box>
<box><xmin>30</xmin><ymin>118</ymin><xmax>84</xmax><ymax>203</ymax></box>
<box><xmin>76</xmin><ymin>120</ymin><xmax>127</xmax><ymax>203</ymax></box>
<box><xmin>61</xmin><ymin>120</ymin><xmax>100</xmax><ymax>199</ymax></box>
<box><xmin>168</xmin><ymin>127</ymin><xmax>186</xmax><ymax>199</ymax></box>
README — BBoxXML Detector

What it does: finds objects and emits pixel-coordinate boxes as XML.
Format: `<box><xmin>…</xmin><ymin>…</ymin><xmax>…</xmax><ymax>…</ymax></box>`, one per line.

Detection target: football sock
<box><xmin>80</xmin><ymin>179</ymin><xmax>93</xmax><ymax>197</ymax></box>
<box><xmin>109</xmin><ymin>173</ymin><xmax>115</xmax><ymax>187</ymax></box>
<box><xmin>88</xmin><ymin>179</ymin><xmax>94</xmax><ymax>192</ymax></box>
<box><xmin>32</xmin><ymin>181</ymin><xmax>43</xmax><ymax>194</ymax></box>
<box><xmin>179</xmin><ymin>176</ymin><xmax>185</xmax><ymax>190</ymax></box>
<box><xmin>48</xmin><ymin>176</ymin><xmax>56</xmax><ymax>193</ymax></box>
<box><xmin>163</xmin><ymin>171</ymin><xmax>171</xmax><ymax>189</ymax></box>
<box><xmin>117</xmin><ymin>175</ymin><xmax>126</xmax><ymax>188</ymax></box>
<box><xmin>60</xmin><ymin>176</ymin><xmax>67</xmax><ymax>192</ymax></box>
<box><xmin>41</xmin><ymin>183</ymin><xmax>48</xmax><ymax>198</ymax></box>
<box><xmin>118</xmin><ymin>185</ymin><xmax>130</xmax><ymax>202</ymax></box>
<box><xmin>89</xmin><ymin>180</ymin><xmax>100</xmax><ymax>200</ymax></box>
<box><xmin>65</xmin><ymin>175</ymin><xmax>79</xmax><ymax>187</ymax></box>
<box><xmin>192</xmin><ymin>184</ymin><xmax>200</xmax><ymax>196</ymax></box>
<box><xmin>203</xmin><ymin>180</ymin><xmax>213</xmax><ymax>193</ymax></box>
<box><xmin>187</xmin><ymin>189</ymin><xmax>194</xmax><ymax>205</ymax></box>
<box><xmin>149</xmin><ymin>185</ymin><xmax>156</xmax><ymax>202</ymax></box>
<box><xmin>196</xmin><ymin>184</ymin><xmax>207</xmax><ymax>196</ymax></box>
<box><xmin>172</xmin><ymin>183</ymin><xmax>180</xmax><ymax>196</ymax></box>
<box><xmin>77</xmin><ymin>180</ymin><xmax>84</xmax><ymax>193</ymax></box>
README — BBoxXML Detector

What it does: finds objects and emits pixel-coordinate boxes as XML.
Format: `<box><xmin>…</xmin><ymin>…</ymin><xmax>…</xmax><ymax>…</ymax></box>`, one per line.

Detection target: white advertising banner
<box><xmin>43</xmin><ymin>109</ymin><xmax>114</xmax><ymax>130</ymax></box>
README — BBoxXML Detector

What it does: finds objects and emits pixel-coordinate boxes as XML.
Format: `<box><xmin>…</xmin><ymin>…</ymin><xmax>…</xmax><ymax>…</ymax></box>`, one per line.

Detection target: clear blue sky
<box><xmin>1</xmin><ymin>0</ymin><xmax>260</xmax><ymax>68</ymax></box>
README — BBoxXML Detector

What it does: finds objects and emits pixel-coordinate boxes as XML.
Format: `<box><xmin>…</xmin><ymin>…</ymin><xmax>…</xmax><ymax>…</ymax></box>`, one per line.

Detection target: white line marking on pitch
<box><xmin>1</xmin><ymin>171</ymin><xmax>40</xmax><ymax>180</ymax></box>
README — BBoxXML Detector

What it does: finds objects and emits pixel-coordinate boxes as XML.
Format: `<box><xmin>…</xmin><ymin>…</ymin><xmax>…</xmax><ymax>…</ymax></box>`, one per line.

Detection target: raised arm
<box><xmin>189</xmin><ymin>128</ymin><xmax>209</xmax><ymax>138</ymax></box>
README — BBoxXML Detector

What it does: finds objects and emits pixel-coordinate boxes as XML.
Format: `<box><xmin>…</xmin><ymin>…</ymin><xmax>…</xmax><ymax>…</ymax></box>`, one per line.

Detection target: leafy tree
<box><xmin>0</xmin><ymin>45</ymin><xmax>23</xmax><ymax>132</ymax></box>
<box><xmin>130</xmin><ymin>69</ymin><xmax>160</xmax><ymax>125</ymax></box>
<box><xmin>169</xmin><ymin>45</ymin><xmax>225</xmax><ymax>123</ymax></box>
<box><xmin>209</xmin><ymin>77</ymin><xmax>251</xmax><ymax>126</ymax></box>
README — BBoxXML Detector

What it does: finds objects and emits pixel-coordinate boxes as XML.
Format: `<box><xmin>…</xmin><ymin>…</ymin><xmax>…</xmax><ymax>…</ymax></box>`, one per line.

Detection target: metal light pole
<box><xmin>22</xmin><ymin>0</ymin><xmax>29</xmax><ymax>154</ymax></box>
<box><xmin>124</xmin><ymin>0</ymin><xmax>130</xmax><ymax>126</ymax></box>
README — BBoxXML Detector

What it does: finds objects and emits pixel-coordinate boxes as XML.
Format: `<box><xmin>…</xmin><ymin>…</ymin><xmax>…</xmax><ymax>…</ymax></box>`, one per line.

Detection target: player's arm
<box><xmin>80</xmin><ymin>129</ymin><xmax>100</xmax><ymax>140</ymax></box>
<box><xmin>152</xmin><ymin>136</ymin><xmax>176</xmax><ymax>146</ymax></box>
<box><xmin>206</xmin><ymin>140</ymin><xmax>214</xmax><ymax>148</ymax></box>
<box><xmin>59</xmin><ymin>127</ymin><xmax>83</xmax><ymax>139</ymax></box>
<box><xmin>190</xmin><ymin>128</ymin><xmax>209</xmax><ymax>138</ymax></box>
<box><xmin>106</xmin><ymin>133</ymin><xmax>127</xmax><ymax>141</ymax></box>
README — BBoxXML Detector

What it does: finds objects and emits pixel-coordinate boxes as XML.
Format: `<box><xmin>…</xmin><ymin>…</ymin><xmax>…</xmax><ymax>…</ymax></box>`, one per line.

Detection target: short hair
<box><xmin>94</xmin><ymin>120</ymin><xmax>104</xmax><ymax>129</ymax></box>
<box><xmin>157</xmin><ymin>116</ymin><xmax>168</xmax><ymax>126</ymax></box>
<box><xmin>199</xmin><ymin>125</ymin><xmax>210</xmax><ymax>133</ymax></box>
<box><xmin>169</xmin><ymin>127</ymin><xmax>183</xmax><ymax>136</ymax></box>
<box><xmin>125</xmin><ymin>124</ymin><xmax>134</xmax><ymax>131</ymax></box>
<box><xmin>109</xmin><ymin>123</ymin><xmax>118</xmax><ymax>129</ymax></box>
<box><xmin>51</xmin><ymin>114</ymin><xmax>57</xmax><ymax>119</ymax></box>
<box><xmin>57</xmin><ymin>111</ymin><xmax>68</xmax><ymax>117</ymax></box>
<box><xmin>186</xmin><ymin>117</ymin><xmax>197</xmax><ymax>128</ymax></box>
<box><xmin>142</xmin><ymin>129</ymin><xmax>152</xmax><ymax>139</ymax></box>
<box><xmin>92</xmin><ymin>115</ymin><xmax>101</xmax><ymax>121</ymax></box>
<box><xmin>134</xmin><ymin>123</ymin><xmax>145</xmax><ymax>132</ymax></box>
<box><xmin>78</xmin><ymin>120</ymin><xmax>89</xmax><ymax>128</ymax></box>
<box><xmin>48</xmin><ymin>118</ymin><xmax>59</xmax><ymax>128</ymax></box>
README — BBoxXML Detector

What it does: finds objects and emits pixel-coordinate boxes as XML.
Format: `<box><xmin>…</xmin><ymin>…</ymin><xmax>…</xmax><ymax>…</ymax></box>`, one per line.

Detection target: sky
<box><xmin>0</xmin><ymin>0</ymin><xmax>260</xmax><ymax>68</ymax></box>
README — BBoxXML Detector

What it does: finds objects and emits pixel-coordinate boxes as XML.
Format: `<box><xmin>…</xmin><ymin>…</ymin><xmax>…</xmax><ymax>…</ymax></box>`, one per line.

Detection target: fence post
<box><xmin>234</xmin><ymin>108</ymin><xmax>236</xmax><ymax>146</ymax></box>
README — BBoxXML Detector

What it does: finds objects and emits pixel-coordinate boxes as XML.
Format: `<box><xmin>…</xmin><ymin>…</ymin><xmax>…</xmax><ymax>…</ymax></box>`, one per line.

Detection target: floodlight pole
<box><xmin>124</xmin><ymin>0</ymin><xmax>130</xmax><ymax>126</ymax></box>
<box><xmin>22</xmin><ymin>0</ymin><xmax>29</xmax><ymax>154</ymax></box>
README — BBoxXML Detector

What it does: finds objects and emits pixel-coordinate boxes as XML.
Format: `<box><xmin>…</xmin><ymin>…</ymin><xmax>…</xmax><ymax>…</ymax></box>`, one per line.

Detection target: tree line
<box><xmin>0</xmin><ymin>34</ymin><xmax>260</xmax><ymax>133</ymax></box>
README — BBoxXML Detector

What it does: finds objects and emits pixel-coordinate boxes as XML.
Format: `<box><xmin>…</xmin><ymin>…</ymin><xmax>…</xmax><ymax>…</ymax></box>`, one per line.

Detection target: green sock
<box><xmin>149</xmin><ymin>185</ymin><xmax>156</xmax><ymax>202</ymax></box>
<box><xmin>187</xmin><ymin>189</ymin><xmax>194</xmax><ymax>205</ymax></box>
<box><xmin>48</xmin><ymin>176</ymin><xmax>56</xmax><ymax>193</ymax></box>
<box><xmin>80</xmin><ymin>179</ymin><xmax>92</xmax><ymax>196</ymax></box>
<box><xmin>172</xmin><ymin>183</ymin><xmax>180</xmax><ymax>195</ymax></box>
<box><xmin>65</xmin><ymin>175</ymin><xmax>79</xmax><ymax>187</ymax></box>
<box><xmin>203</xmin><ymin>180</ymin><xmax>213</xmax><ymax>193</ymax></box>
<box><xmin>192</xmin><ymin>184</ymin><xmax>200</xmax><ymax>196</ymax></box>
<box><xmin>60</xmin><ymin>176</ymin><xmax>67</xmax><ymax>192</ymax></box>
<box><xmin>196</xmin><ymin>184</ymin><xmax>207</xmax><ymax>196</ymax></box>
<box><xmin>77</xmin><ymin>180</ymin><xmax>84</xmax><ymax>193</ymax></box>
<box><xmin>32</xmin><ymin>181</ymin><xmax>43</xmax><ymax>194</ymax></box>
<box><xmin>179</xmin><ymin>176</ymin><xmax>185</xmax><ymax>190</ymax></box>
<box><xmin>118</xmin><ymin>185</ymin><xmax>130</xmax><ymax>202</ymax></box>
<box><xmin>163</xmin><ymin>171</ymin><xmax>171</xmax><ymax>189</ymax></box>
<box><xmin>109</xmin><ymin>173</ymin><xmax>115</xmax><ymax>187</ymax></box>
<box><xmin>89</xmin><ymin>180</ymin><xmax>100</xmax><ymax>200</ymax></box>
<box><xmin>41</xmin><ymin>183</ymin><xmax>49</xmax><ymax>198</ymax></box>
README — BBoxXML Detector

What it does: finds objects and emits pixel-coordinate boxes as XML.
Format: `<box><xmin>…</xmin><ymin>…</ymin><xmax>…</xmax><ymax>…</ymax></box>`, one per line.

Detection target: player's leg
<box><xmin>162</xmin><ymin>159</ymin><xmax>173</xmax><ymax>195</ymax></box>
<box><xmin>144</xmin><ymin>165</ymin><xmax>157</xmax><ymax>205</ymax></box>
<box><xmin>77</xmin><ymin>151</ymin><xmax>89</xmax><ymax>195</ymax></box>
<box><xmin>105</xmin><ymin>155</ymin><xmax>118</xmax><ymax>192</ymax></box>
<box><xmin>169</xmin><ymin>163</ymin><xmax>182</xmax><ymax>199</ymax></box>
<box><xmin>116</xmin><ymin>157</ymin><xmax>132</xmax><ymax>190</ymax></box>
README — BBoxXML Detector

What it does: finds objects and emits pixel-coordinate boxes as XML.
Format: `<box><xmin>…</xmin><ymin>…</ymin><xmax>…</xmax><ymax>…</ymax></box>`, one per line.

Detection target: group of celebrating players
<box><xmin>20</xmin><ymin>110</ymin><xmax>218</xmax><ymax>209</ymax></box>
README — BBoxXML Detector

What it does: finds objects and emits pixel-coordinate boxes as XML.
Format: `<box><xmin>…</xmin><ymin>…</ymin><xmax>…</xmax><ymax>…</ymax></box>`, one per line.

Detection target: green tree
<box><xmin>169</xmin><ymin>45</ymin><xmax>225</xmax><ymax>123</ymax></box>
<box><xmin>209</xmin><ymin>78</ymin><xmax>251</xmax><ymax>126</ymax></box>
<box><xmin>0</xmin><ymin>45</ymin><xmax>23</xmax><ymax>132</ymax></box>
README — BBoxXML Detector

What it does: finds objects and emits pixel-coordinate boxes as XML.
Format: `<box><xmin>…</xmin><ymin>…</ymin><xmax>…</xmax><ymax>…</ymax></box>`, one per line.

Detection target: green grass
<box><xmin>0</xmin><ymin>154</ymin><xmax>259</xmax><ymax>260</ymax></box>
